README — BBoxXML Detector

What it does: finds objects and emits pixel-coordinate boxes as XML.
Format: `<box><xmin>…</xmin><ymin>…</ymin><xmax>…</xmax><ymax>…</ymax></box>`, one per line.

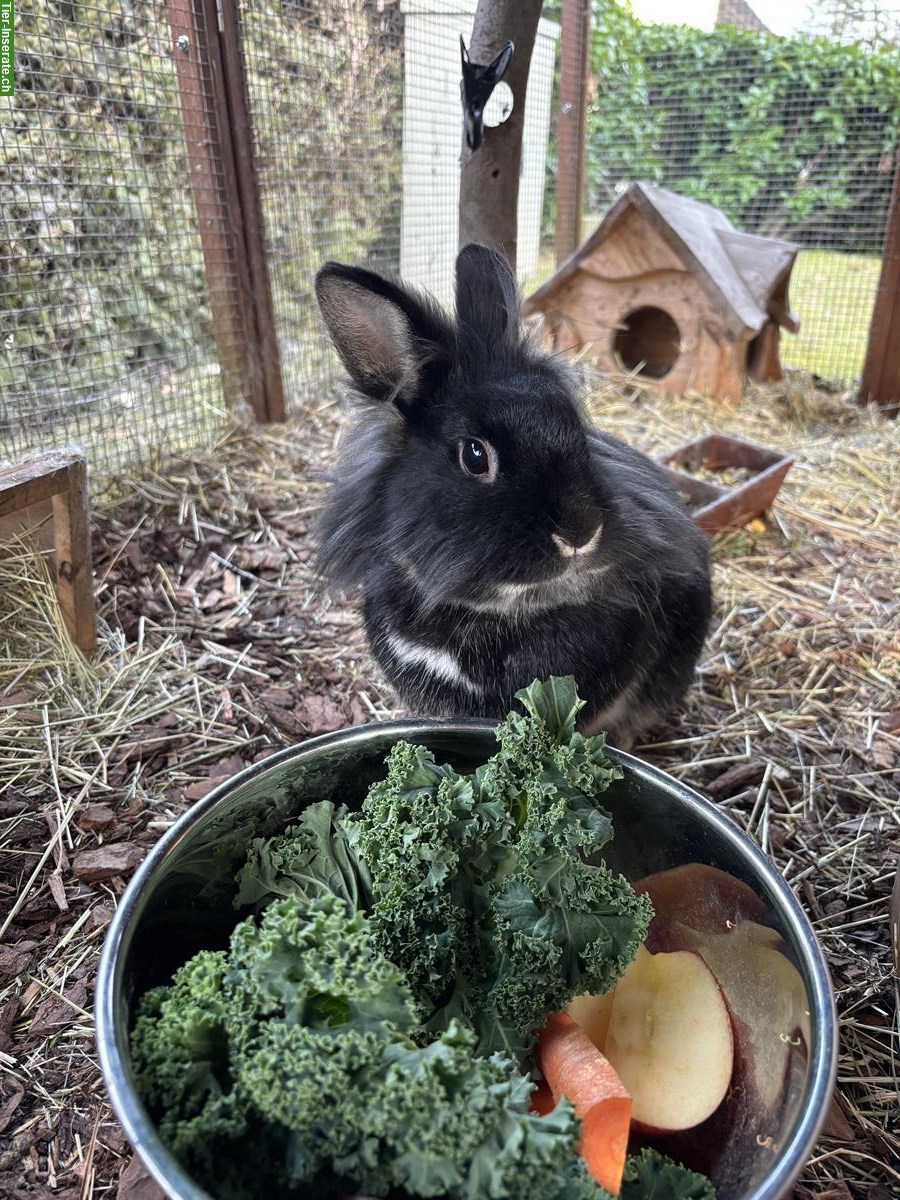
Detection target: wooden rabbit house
<box><xmin>524</xmin><ymin>182</ymin><xmax>800</xmax><ymax>402</ymax></box>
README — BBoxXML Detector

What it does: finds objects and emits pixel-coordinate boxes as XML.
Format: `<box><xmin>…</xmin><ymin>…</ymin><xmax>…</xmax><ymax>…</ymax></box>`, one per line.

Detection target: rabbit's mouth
<box><xmin>551</xmin><ymin>519</ymin><xmax>604</xmax><ymax>560</ymax></box>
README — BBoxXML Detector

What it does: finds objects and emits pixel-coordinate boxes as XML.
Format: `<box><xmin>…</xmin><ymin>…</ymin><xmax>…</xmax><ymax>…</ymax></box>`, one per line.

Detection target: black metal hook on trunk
<box><xmin>460</xmin><ymin>36</ymin><xmax>514</xmax><ymax>153</ymax></box>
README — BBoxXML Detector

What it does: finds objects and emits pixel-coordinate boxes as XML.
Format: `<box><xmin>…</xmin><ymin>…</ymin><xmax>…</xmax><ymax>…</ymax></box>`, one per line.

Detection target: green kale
<box><xmin>343</xmin><ymin>677</ymin><xmax>652</xmax><ymax>1056</ymax></box>
<box><xmin>225</xmin><ymin>893</ymin><xmax>418</xmax><ymax>1045</ymax></box>
<box><xmin>348</xmin><ymin>1023</ymin><xmax>584</xmax><ymax>1200</ymax></box>
<box><xmin>620</xmin><ymin>1149</ymin><xmax>717</xmax><ymax>1200</ymax></box>
<box><xmin>235</xmin><ymin>799</ymin><xmax>371</xmax><ymax>912</ymax></box>
<box><xmin>130</xmin><ymin>948</ymin><xmax>264</xmax><ymax>1191</ymax></box>
<box><xmin>132</xmin><ymin>892</ymin><xmax>634</xmax><ymax>1200</ymax></box>
<box><xmin>553</xmin><ymin>1149</ymin><xmax>717</xmax><ymax>1200</ymax></box>
<box><xmin>131</xmin><ymin>950</ymin><xmax>247</xmax><ymax>1156</ymax></box>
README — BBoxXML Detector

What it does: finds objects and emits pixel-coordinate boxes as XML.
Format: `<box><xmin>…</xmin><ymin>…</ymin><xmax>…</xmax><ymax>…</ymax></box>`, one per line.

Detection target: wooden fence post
<box><xmin>554</xmin><ymin>0</ymin><xmax>591</xmax><ymax>266</ymax></box>
<box><xmin>218</xmin><ymin>0</ymin><xmax>285</xmax><ymax>423</ymax></box>
<box><xmin>458</xmin><ymin>0</ymin><xmax>544</xmax><ymax>271</ymax></box>
<box><xmin>859</xmin><ymin>152</ymin><xmax>900</xmax><ymax>418</ymax></box>
<box><xmin>167</xmin><ymin>0</ymin><xmax>285</xmax><ymax>422</ymax></box>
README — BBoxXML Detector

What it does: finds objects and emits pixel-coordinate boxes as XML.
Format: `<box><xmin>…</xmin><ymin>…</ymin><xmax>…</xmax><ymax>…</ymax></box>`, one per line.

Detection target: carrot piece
<box><xmin>537</xmin><ymin>1011</ymin><xmax>632</xmax><ymax>1195</ymax></box>
<box><xmin>530</xmin><ymin>1078</ymin><xmax>556</xmax><ymax>1116</ymax></box>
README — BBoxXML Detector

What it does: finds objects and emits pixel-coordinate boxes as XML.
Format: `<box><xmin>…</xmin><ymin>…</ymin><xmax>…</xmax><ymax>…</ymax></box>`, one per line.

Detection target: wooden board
<box><xmin>0</xmin><ymin>450</ymin><xmax>96</xmax><ymax>656</ymax></box>
<box><xmin>859</xmin><ymin>154</ymin><xmax>900</xmax><ymax>416</ymax></box>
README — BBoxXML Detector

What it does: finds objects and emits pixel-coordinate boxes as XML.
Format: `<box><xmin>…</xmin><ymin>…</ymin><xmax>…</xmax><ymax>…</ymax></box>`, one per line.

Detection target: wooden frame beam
<box><xmin>167</xmin><ymin>0</ymin><xmax>285</xmax><ymax>422</ymax></box>
<box><xmin>859</xmin><ymin>151</ymin><xmax>900</xmax><ymax>417</ymax></box>
<box><xmin>555</xmin><ymin>0</ymin><xmax>591</xmax><ymax>266</ymax></box>
<box><xmin>0</xmin><ymin>450</ymin><xmax>96</xmax><ymax>656</ymax></box>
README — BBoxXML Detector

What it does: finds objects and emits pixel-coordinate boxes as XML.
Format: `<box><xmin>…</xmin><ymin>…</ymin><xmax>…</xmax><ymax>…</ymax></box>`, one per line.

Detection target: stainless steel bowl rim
<box><xmin>97</xmin><ymin>718</ymin><xmax>838</xmax><ymax>1200</ymax></box>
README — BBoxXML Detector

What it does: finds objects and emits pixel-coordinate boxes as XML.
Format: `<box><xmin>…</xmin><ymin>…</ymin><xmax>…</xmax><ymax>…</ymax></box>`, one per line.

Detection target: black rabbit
<box><xmin>314</xmin><ymin>244</ymin><xmax>712</xmax><ymax>746</ymax></box>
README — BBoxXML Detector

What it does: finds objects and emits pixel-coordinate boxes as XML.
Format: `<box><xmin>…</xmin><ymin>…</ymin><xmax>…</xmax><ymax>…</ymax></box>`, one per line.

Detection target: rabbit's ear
<box><xmin>455</xmin><ymin>243</ymin><xmax>520</xmax><ymax>345</ymax></box>
<box><xmin>315</xmin><ymin>263</ymin><xmax>450</xmax><ymax>404</ymax></box>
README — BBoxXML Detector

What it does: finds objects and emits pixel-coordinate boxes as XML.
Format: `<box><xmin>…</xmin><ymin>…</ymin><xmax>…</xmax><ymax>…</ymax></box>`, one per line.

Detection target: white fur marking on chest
<box><xmin>386</xmin><ymin>632</ymin><xmax>482</xmax><ymax>695</ymax></box>
<box><xmin>468</xmin><ymin>565</ymin><xmax>609</xmax><ymax>616</ymax></box>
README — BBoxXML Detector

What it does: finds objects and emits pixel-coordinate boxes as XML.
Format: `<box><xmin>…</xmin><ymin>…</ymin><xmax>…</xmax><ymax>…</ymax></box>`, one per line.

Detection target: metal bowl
<box><xmin>96</xmin><ymin>720</ymin><xmax>837</xmax><ymax>1200</ymax></box>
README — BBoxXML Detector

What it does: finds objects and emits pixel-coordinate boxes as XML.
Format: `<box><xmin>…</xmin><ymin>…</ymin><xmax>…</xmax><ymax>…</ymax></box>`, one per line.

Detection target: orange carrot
<box><xmin>537</xmin><ymin>1011</ymin><xmax>632</xmax><ymax>1195</ymax></box>
<box><xmin>529</xmin><ymin>1078</ymin><xmax>556</xmax><ymax>1116</ymax></box>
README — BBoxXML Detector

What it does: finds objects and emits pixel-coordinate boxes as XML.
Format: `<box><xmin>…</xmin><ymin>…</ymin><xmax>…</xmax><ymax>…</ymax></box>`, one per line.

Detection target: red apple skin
<box><xmin>634</xmin><ymin>863</ymin><xmax>768</xmax><ymax>953</ymax></box>
<box><xmin>625</xmin><ymin>867</ymin><xmax>811</xmax><ymax>1190</ymax></box>
<box><xmin>629</xmin><ymin>958</ymin><xmax>811</xmax><ymax>1191</ymax></box>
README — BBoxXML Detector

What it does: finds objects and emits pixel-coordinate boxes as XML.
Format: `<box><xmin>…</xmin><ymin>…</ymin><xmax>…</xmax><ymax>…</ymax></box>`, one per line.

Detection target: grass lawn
<box><xmin>523</xmin><ymin>232</ymin><xmax>882</xmax><ymax>387</ymax></box>
<box><xmin>782</xmin><ymin>248</ymin><xmax>881</xmax><ymax>382</ymax></box>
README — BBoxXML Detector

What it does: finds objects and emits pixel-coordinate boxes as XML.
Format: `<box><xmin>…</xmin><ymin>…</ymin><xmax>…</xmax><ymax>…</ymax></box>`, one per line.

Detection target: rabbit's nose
<box><xmin>552</xmin><ymin>521</ymin><xmax>603</xmax><ymax>559</ymax></box>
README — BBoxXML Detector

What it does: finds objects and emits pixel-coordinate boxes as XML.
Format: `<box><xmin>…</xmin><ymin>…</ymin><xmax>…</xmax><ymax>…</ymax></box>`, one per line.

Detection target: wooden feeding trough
<box><xmin>524</xmin><ymin>182</ymin><xmax>800</xmax><ymax>403</ymax></box>
<box><xmin>658</xmin><ymin>434</ymin><xmax>795</xmax><ymax>533</ymax></box>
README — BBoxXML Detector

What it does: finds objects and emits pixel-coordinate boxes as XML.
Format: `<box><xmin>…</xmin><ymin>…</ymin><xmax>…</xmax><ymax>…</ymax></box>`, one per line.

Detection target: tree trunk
<box><xmin>458</xmin><ymin>0</ymin><xmax>544</xmax><ymax>271</ymax></box>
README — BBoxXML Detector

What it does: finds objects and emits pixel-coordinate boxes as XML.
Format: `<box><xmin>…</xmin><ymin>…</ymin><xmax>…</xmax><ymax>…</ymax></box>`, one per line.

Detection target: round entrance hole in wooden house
<box><xmin>614</xmin><ymin>306</ymin><xmax>682</xmax><ymax>379</ymax></box>
<box><xmin>523</xmin><ymin>182</ymin><xmax>802</xmax><ymax>403</ymax></box>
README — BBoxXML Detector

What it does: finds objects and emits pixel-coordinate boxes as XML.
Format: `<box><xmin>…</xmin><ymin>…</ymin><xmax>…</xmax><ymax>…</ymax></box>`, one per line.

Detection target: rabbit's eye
<box><xmin>458</xmin><ymin>438</ymin><xmax>496</xmax><ymax>481</ymax></box>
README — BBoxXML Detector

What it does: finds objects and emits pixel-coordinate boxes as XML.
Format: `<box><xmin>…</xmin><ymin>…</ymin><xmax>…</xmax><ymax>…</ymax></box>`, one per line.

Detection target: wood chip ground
<box><xmin>0</xmin><ymin>373</ymin><xmax>897</xmax><ymax>1198</ymax></box>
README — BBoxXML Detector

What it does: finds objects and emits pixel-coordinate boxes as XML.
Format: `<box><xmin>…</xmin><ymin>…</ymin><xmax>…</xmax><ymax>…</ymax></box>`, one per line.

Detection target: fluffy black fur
<box><xmin>314</xmin><ymin>244</ymin><xmax>712</xmax><ymax>745</ymax></box>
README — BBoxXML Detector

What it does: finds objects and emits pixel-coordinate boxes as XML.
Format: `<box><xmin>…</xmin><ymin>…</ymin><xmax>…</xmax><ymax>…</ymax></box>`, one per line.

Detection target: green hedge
<box><xmin>588</xmin><ymin>3</ymin><xmax>900</xmax><ymax>251</ymax></box>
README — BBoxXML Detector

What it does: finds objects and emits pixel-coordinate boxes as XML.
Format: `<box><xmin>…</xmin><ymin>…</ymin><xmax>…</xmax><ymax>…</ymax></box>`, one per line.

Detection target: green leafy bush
<box><xmin>588</xmin><ymin>3</ymin><xmax>900</xmax><ymax>251</ymax></box>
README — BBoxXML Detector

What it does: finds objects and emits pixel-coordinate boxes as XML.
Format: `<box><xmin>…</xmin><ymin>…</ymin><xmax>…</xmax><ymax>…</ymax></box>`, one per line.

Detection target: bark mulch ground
<box><xmin>1</xmin><ymin>375</ymin><xmax>897</xmax><ymax>1199</ymax></box>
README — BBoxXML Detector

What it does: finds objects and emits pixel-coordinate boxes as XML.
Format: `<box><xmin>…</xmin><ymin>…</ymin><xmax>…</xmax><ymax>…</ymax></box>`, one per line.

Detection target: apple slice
<box><xmin>603</xmin><ymin>946</ymin><xmax>734</xmax><ymax>1133</ymax></box>
<box><xmin>634</xmin><ymin>863</ymin><xmax>767</xmax><ymax>953</ymax></box>
<box><xmin>566</xmin><ymin>987</ymin><xmax>617</xmax><ymax>1052</ymax></box>
<box><xmin>676</xmin><ymin>922</ymin><xmax>811</xmax><ymax>1115</ymax></box>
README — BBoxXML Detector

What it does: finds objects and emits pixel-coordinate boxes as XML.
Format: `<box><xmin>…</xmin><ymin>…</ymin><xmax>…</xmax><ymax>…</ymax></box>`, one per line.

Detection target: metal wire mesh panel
<box><xmin>237</xmin><ymin>0</ymin><xmax>562</xmax><ymax>410</ymax></box>
<box><xmin>235</xmin><ymin>0</ymin><xmax>405</xmax><ymax>407</ymax></box>
<box><xmin>0</xmin><ymin>0</ymin><xmax>240</xmax><ymax>476</ymax></box>
<box><xmin>586</xmin><ymin>4</ymin><xmax>900</xmax><ymax>386</ymax></box>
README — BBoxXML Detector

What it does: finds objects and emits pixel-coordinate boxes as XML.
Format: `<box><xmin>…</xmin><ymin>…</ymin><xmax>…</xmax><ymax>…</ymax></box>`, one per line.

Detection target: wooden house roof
<box><xmin>716</xmin><ymin>0</ymin><xmax>770</xmax><ymax>33</ymax></box>
<box><xmin>524</xmin><ymin>182</ymin><xmax>799</xmax><ymax>338</ymax></box>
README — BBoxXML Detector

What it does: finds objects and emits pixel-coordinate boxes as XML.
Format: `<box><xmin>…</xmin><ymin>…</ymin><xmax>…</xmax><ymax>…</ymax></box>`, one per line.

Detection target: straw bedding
<box><xmin>0</xmin><ymin>372</ymin><xmax>897</xmax><ymax>1199</ymax></box>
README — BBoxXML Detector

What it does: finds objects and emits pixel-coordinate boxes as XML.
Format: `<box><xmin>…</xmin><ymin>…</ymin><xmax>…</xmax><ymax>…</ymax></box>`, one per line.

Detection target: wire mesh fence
<box><xmin>236</xmin><ymin>0</ymin><xmax>405</xmax><ymax>409</ymax></box>
<box><xmin>0</xmin><ymin>1</ymin><xmax>896</xmax><ymax>481</ymax></box>
<box><xmin>0</xmin><ymin>0</ymin><xmax>239</xmax><ymax>477</ymax></box>
<box><xmin>585</xmin><ymin>2</ymin><xmax>900</xmax><ymax>385</ymax></box>
<box><xmin>0</xmin><ymin>0</ymin><xmax>564</xmax><ymax>474</ymax></box>
<box><xmin>237</xmin><ymin>0</ymin><xmax>561</xmax><ymax>415</ymax></box>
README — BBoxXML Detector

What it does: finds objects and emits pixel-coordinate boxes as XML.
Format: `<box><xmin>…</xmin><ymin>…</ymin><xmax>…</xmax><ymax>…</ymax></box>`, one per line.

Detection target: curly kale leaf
<box><xmin>130</xmin><ymin>949</ymin><xmax>254</xmax><ymax>1177</ymax></box>
<box><xmin>234</xmin><ymin>799</ymin><xmax>370</xmax><ymax>913</ymax></box>
<box><xmin>133</xmin><ymin>893</ymin><xmax>628</xmax><ymax>1200</ymax></box>
<box><xmin>341</xmin><ymin>740</ymin><xmax>510</xmax><ymax>1008</ymax></box>
<box><xmin>620</xmin><ymin>1149</ymin><xmax>717</xmax><ymax>1200</ymax></box>
<box><xmin>476</xmin><ymin>675</ymin><xmax>623</xmax><ymax>811</ymax></box>
<box><xmin>329</xmin><ymin>1021</ymin><xmax>584</xmax><ymax>1200</ymax></box>
<box><xmin>132</xmin><ymin>950</ymin><xmax>230</xmax><ymax>1110</ymax></box>
<box><xmin>344</xmin><ymin>677</ymin><xmax>651</xmax><ymax>1056</ymax></box>
<box><xmin>551</xmin><ymin>1148</ymin><xmax>718</xmax><ymax>1200</ymax></box>
<box><xmin>226</xmin><ymin>893</ymin><xmax>419</xmax><ymax>1054</ymax></box>
<box><xmin>228</xmin><ymin>677</ymin><xmax>648</xmax><ymax>1059</ymax></box>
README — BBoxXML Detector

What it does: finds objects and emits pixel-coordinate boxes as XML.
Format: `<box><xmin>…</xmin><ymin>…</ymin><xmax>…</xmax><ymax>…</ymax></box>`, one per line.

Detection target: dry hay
<box><xmin>0</xmin><ymin>370</ymin><xmax>897</xmax><ymax>1199</ymax></box>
